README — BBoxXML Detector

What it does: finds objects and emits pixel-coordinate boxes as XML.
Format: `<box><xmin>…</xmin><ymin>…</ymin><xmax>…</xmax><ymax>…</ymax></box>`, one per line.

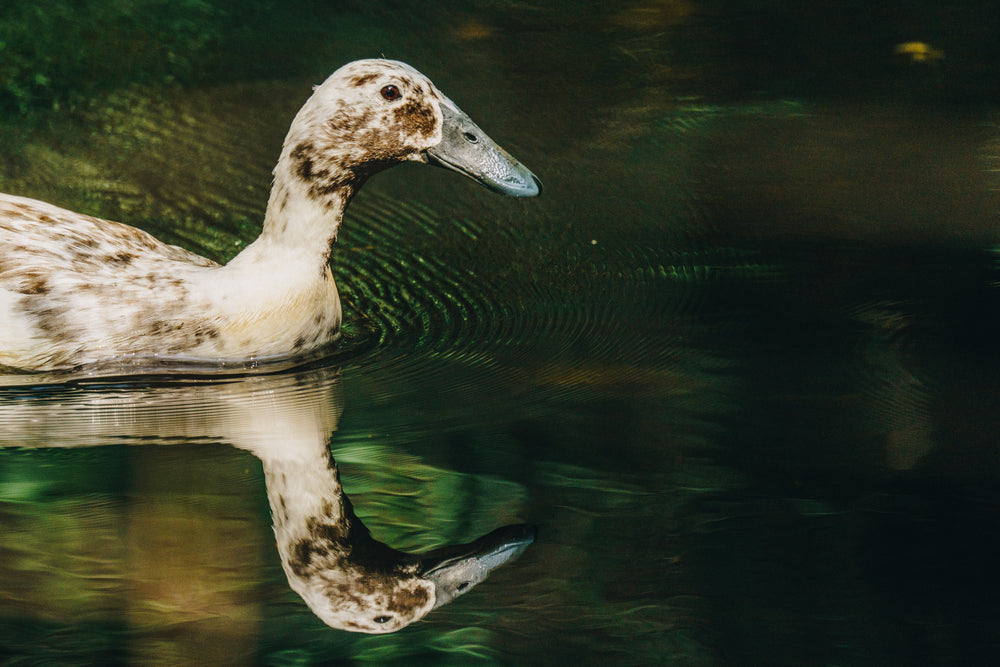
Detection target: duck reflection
<box><xmin>0</xmin><ymin>365</ymin><xmax>534</xmax><ymax>634</ymax></box>
<box><xmin>262</xmin><ymin>412</ymin><xmax>534</xmax><ymax>634</ymax></box>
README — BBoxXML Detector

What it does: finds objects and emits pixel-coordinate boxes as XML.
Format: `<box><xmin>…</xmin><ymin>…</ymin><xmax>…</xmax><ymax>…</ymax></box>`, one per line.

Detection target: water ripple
<box><xmin>328</xmin><ymin>187</ymin><xmax>757</xmax><ymax>413</ymax></box>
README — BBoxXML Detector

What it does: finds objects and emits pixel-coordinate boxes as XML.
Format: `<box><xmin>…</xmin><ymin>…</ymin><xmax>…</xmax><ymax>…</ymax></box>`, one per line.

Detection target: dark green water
<box><xmin>3</xmin><ymin>1</ymin><xmax>1000</xmax><ymax>664</ymax></box>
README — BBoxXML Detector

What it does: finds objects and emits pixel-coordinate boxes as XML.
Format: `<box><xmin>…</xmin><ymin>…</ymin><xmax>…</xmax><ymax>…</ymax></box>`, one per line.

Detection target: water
<box><xmin>3</xmin><ymin>1</ymin><xmax>1000</xmax><ymax>664</ymax></box>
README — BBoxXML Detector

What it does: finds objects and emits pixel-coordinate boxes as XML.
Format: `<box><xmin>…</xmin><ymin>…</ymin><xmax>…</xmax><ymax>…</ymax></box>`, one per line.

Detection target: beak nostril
<box><xmin>462</xmin><ymin>131</ymin><xmax>479</xmax><ymax>144</ymax></box>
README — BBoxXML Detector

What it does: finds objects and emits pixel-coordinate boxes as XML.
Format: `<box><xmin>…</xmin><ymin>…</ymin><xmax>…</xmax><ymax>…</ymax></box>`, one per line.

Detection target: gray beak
<box><xmin>419</xmin><ymin>523</ymin><xmax>536</xmax><ymax>609</ymax></box>
<box><xmin>425</xmin><ymin>103</ymin><xmax>541</xmax><ymax>197</ymax></box>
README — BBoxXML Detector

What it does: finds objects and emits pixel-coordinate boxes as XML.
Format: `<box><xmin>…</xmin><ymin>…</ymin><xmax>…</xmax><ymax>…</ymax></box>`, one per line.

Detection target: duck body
<box><xmin>0</xmin><ymin>60</ymin><xmax>539</xmax><ymax>372</ymax></box>
<box><xmin>0</xmin><ymin>193</ymin><xmax>342</xmax><ymax>370</ymax></box>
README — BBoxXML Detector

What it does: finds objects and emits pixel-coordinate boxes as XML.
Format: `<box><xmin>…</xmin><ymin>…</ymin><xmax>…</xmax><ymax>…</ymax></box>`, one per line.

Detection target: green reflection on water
<box><xmin>0</xmin><ymin>443</ymin><xmax>267</xmax><ymax>665</ymax></box>
<box><xmin>0</xmin><ymin>1</ymin><xmax>385</xmax><ymax>114</ymax></box>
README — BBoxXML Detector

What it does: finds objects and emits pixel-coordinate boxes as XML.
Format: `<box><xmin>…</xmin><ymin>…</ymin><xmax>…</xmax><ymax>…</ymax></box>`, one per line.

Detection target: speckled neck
<box><xmin>230</xmin><ymin>161</ymin><xmax>356</xmax><ymax>271</ymax></box>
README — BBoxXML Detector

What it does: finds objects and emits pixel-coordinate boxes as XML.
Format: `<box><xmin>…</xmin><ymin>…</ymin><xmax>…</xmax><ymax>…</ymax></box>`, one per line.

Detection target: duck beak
<box><xmin>418</xmin><ymin>523</ymin><xmax>536</xmax><ymax>609</ymax></box>
<box><xmin>424</xmin><ymin>102</ymin><xmax>541</xmax><ymax>197</ymax></box>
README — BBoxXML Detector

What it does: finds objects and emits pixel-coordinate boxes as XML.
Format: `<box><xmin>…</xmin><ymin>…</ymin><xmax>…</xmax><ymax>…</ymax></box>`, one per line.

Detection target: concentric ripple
<box><xmin>329</xmin><ymin>185</ymin><xmax>760</xmax><ymax>413</ymax></box>
<box><xmin>335</xmin><ymin>192</ymin><xmax>524</xmax><ymax>371</ymax></box>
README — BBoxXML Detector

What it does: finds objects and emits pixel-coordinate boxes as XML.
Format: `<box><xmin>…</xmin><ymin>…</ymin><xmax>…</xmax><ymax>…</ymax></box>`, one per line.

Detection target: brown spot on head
<box><xmin>394</xmin><ymin>99</ymin><xmax>437</xmax><ymax>140</ymax></box>
<box><xmin>350</xmin><ymin>73</ymin><xmax>378</xmax><ymax>87</ymax></box>
<box><xmin>325</xmin><ymin>108</ymin><xmax>373</xmax><ymax>137</ymax></box>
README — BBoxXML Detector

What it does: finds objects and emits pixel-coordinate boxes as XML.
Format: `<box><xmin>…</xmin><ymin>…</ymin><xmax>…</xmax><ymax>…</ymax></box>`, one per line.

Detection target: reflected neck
<box><xmin>260</xmin><ymin>444</ymin><xmax>410</xmax><ymax>595</ymax></box>
<box><xmin>262</xmin><ymin>446</ymin><xmax>349</xmax><ymax>548</ymax></box>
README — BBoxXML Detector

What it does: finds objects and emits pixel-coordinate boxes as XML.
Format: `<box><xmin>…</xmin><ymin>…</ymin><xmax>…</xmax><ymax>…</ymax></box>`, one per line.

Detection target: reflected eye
<box><xmin>373</xmin><ymin>615</ymin><xmax>393</xmax><ymax>624</ymax></box>
<box><xmin>380</xmin><ymin>85</ymin><xmax>402</xmax><ymax>101</ymax></box>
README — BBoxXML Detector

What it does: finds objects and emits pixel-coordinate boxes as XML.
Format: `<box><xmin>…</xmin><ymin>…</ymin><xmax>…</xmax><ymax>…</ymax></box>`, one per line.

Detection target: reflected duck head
<box><xmin>282</xmin><ymin>497</ymin><xmax>535</xmax><ymax>633</ymax></box>
<box><xmin>280</xmin><ymin>59</ymin><xmax>541</xmax><ymax>203</ymax></box>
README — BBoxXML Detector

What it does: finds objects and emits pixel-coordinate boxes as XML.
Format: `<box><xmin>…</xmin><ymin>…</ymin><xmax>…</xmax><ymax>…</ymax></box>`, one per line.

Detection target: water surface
<box><xmin>3</xmin><ymin>1</ymin><xmax>1000</xmax><ymax>665</ymax></box>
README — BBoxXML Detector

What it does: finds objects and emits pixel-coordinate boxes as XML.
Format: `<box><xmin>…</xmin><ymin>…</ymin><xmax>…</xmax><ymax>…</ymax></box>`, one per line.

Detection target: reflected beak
<box><xmin>424</xmin><ymin>103</ymin><xmax>541</xmax><ymax>197</ymax></box>
<box><xmin>419</xmin><ymin>523</ymin><xmax>536</xmax><ymax>609</ymax></box>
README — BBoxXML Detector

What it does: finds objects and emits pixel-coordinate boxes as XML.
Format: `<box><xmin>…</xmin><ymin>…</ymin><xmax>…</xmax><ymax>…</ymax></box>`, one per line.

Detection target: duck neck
<box><xmin>230</xmin><ymin>160</ymin><xmax>361</xmax><ymax>270</ymax></box>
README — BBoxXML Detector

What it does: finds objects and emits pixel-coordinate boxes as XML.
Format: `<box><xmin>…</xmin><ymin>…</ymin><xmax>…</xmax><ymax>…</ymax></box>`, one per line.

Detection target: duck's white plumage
<box><xmin>0</xmin><ymin>59</ymin><xmax>539</xmax><ymax>372</ymax></box>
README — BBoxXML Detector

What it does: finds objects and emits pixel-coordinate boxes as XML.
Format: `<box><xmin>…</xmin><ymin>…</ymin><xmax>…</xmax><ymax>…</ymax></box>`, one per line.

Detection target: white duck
<box><xmin>0</xmin><ymin>59</ymin><xmax>540</xmax><ymax>372</ymax></box>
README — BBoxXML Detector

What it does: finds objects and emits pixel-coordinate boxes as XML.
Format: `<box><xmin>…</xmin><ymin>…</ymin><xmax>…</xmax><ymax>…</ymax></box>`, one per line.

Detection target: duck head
<box><xmin>280</xmin><ymin>59</ymin><xmax>541</xmax><ymax>203</ymax></box>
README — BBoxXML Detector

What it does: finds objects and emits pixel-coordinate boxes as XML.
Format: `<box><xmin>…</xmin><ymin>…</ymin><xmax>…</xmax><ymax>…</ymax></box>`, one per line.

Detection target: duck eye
<box><xmin>373</xmin><ymin>615</ymin><xmax>393</xmax><ymax>624</ymax></box>
<box><xmin>380</xmin><ymin>85</ymin><xmax>402</xmax><ymax>101</ymax></box>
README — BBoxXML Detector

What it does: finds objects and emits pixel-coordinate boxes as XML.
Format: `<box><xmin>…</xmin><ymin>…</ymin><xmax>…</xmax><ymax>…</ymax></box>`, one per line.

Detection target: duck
<box><xmin>0</xmin><ymin>59</ymin><xmax>540</xmax><ymax>372</ymax></box>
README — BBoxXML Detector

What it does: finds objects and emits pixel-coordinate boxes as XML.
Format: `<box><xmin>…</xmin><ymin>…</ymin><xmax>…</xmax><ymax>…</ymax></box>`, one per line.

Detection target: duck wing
<box><xmin>0</xmin><ymin>194</ymin><xmax>220</xmax><ymax>370</ymax></box>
